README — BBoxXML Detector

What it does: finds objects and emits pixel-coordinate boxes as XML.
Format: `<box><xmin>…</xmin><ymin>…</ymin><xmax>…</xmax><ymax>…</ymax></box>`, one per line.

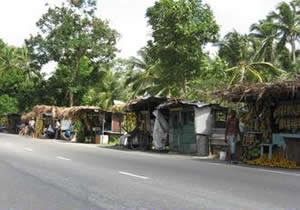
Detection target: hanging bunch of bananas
<box><xmin>276</xmin><ymin>118</ymin><xmax>300</xmax><ymax>130</ymax></box>
<box><xmin>248</xmin><ymin>152</ymin><xmax>299</xmax><ymax>169</ymax></box>
<box><xmin>258</xmin><ymin>108</ymin><xmax>272</xmax><ymax>143</ymax></box>
<box><xmin>274</xmin><ymin>104</ymin><xmax>300</xmax><ymax>118</ymax></box>
<box><xmin>240</xmin><ymin>107</ymin><xmax>256</xmax><ymax>130</ymax></box>
<box><xmin>35</xmin><ymin>116</ymin><xmax>44</xmax><ymax>138</ymax></box>
<box><xmin>274</xmin><ymin>104</ymin><xmax>300</xmax><ymax>131</ymax></box>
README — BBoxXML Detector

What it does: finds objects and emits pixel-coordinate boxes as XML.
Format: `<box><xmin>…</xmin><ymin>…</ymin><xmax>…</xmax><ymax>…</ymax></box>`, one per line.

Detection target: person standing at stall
<box><xmin>28</xmin><ymin>118</ymin><xmax>35</xmax><ymax>138</ymax></box>
<box><xmin>225</xmin><ymin>110</ymin><xmax>241</xmax><ymax>163</ymax></box>
<box><xmin>55</xmin><ymin>120</ymin><xmax>61</xmax><ymax>139</ymax></box>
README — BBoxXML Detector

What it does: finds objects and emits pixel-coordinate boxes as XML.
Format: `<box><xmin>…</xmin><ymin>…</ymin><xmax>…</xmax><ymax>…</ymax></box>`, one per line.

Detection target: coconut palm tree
<box><xmin>125</xmin><ymin>48</ymin><xmax>166</xmax><ymax>98</ymax></box>
<box><xmin>250</xmin><ymin>18</ymin><xmax>278</xmax><ymax>63</ymax></box>
<box><xmin>268</xmin><ymin>0</ymin><xmax>300</xmax><ymax>64</ymax></box>
<box><xmin>218</xmin><ymin>31</ymin><xmax>283</xmax><ymax>87</ymax></box>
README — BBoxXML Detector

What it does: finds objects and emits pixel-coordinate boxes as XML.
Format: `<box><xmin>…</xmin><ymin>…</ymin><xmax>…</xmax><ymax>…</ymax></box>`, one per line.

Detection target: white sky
<box><xmin>0</xmin><ymin>0</ymin><xmax>284</xmax><ymax>67</ymax></box>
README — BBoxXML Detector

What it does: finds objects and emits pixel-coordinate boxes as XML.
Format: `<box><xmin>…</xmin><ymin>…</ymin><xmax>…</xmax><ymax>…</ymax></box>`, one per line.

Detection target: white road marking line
<box><xmin>24</xmin><ymin>147</ymin><xmax>33</xmax><ymax>152</ymax></box>
<box><xmin>56</xmin><ymin>156</ymin><xmax>71</xmax><ymax>161</ymax></box>
<box><xmin>119</xmin><ymin>171</ymin><xmax>149</xmax><ymax>180</ymax></box>
<box><xmin>257</xmin><ymin>169</ymin><xmax>300</xmax><ymax>177</ymax></box>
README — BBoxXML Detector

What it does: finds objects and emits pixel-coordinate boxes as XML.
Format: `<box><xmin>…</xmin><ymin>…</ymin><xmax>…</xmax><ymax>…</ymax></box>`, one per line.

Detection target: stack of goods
<box><xmin>241</xmin><ymin>106</ymin><xmax>272</xmax><ymax>143</ymax></box>
<box><xmin>258</xmin><ymin>108</ymin><xmax>272</xmax><ymax>143</ymax></box>
<box><xmin>274</xmin><ymin>104</ymin><xmax>300</xmax><ymax>131</ymax></box>
<box><xmin>240</xmin><ymin>108</ymin><xmax>256</xmax><ymax>131</ymax></box>
<box><xmin>241</xmin><ymin>136</ymin><xmax>260</xmax><ymax>163</ymax></box>
<box><xmin>242</xmin><ymin>134</ymin><xmax>256</xmax><ymax>146</ymax></box>
<box><xmin>35</xmin><ymin>116</ymin><xmax>44</xmax><ymax>138</ymax></box>
<box><xmin>248</xmin><ymin>152</ymin><xmax>299</xmax><ymax>169</ymax></box>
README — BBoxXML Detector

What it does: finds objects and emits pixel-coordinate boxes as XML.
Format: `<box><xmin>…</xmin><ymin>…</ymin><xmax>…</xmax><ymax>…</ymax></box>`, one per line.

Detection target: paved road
<box><xmin>0</xmin><ymin>134</ymin><xmax>300</xmax><ymax>210</ymax></box>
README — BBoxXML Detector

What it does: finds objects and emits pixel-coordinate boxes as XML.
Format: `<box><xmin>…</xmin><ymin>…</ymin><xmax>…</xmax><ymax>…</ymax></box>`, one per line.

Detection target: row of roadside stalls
<box><xmin>154</xmin><ymin>100</ymin><xmax>227</xmax><ymax>155</ymax></box>
<box><xmin>21</xmin><ymin>105</ymin><xmax>124</xmax><ymax>143</ymax></box>
<box><xmin>125</xmin><ymin>97</ymin><xmax>227</xmax><ymax>155</ymax></box>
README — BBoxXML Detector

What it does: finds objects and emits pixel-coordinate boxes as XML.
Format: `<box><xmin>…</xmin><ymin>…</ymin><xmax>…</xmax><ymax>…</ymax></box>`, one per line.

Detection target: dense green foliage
<box><xmin>145</xmin><ymin>0</ymin><xmax>219</xmax><ymax>96</ymax></box>
<box><xmin>26</xmin><ymin>0</ymin><xmax>118</xmax><ymax>106</ymax></box>
<box><xmin>0</xmin><ymin>0</ymin><xmax>299</xmax><ymax>114</ymax></box>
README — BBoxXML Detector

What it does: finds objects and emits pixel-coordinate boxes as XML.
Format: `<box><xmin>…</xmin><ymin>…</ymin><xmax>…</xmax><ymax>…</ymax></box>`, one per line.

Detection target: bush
<box><xmin>73</xmin><ymin>120</ymin><xmax>85</xmax><ymax>143</ymax></box>
<box><xmin>109</xmin><ymin>136</ymin><xmax>120</xmax><ymax>145</ymax></box>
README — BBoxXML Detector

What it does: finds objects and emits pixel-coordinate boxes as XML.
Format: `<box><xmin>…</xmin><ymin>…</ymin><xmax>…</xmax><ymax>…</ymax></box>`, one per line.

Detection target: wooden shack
<box><xmin>156</xmin><ymin>99</ymin><xmax>227</xmax><ymax>155</ymax></box>
<box><xmin>215</xmin><ymin>79</ymin><xmax>300</xmax><ymax>166</ymax></box>
<box><xmin>125</xmin><ymin>96</ymin><xmax>168</xmax><ymax>150</ymax></box>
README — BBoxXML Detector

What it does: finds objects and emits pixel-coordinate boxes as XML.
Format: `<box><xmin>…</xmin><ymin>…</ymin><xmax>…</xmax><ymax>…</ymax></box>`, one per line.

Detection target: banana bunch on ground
<box><xmin>248</xmin><ymin>152</ymin><xmax>299</xmax><ymax>169</ymax></box>
<box><xmin>274</xmin><ymin>104</ymin><xmax>300</xmax><ymax>118</ymax></box>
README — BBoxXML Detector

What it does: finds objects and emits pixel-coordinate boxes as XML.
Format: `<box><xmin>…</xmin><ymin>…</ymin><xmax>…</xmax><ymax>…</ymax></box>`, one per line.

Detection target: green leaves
<box><xmin>0</xmin><ymin>95</ymin><xmax>18</xmax><ymax>115</ymax></box>
<box><xmin>26</xmin><ymin>2</ymin><xmax>118</xmax><ymax>106</ymax></box>
<box><xmin>145</xmin><ymin>0</ymin><xmax>219</xmax><ymax>96</ymax></box>
<box><xmin>268</xmin><ymin>0</ymin><xmax>300</xmax><ymax>63</ymax></box>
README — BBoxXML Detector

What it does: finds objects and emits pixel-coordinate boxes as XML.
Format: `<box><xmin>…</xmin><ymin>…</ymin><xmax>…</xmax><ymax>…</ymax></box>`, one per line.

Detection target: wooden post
<box><xmin>102</xmin><ymin>112</ymin><xmax>105</xmax><ymax>135</ymax></box>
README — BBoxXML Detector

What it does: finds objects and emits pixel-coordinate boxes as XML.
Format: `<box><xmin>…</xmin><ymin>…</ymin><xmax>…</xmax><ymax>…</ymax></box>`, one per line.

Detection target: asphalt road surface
<box><xmin>0</xmin><ymin>133</ymin><xmax>300</xmax><ymax>210</ymax></box>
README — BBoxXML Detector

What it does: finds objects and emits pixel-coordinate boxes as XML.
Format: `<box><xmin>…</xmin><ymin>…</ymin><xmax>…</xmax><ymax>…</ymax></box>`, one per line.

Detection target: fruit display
<box><xmin>274</xmin><ymin>104</ymin><xmax>300</xmax><ymax>131</ymax></box>
<box><xmin>276</xmin><ymin>118</ymin><xmax>300</xmax><ymax>130</ymax></box>
<box><xmin>35</xmin><ymin>116</ymin><xmax>43</xmax><ymax>138</ymax></box>
<box><xmin>274</xmin><ymin>104</ymin><xmax>300</xmax><ymax>118</ymax></box>
<box><xmin>258</xmin><ymin>108</ymin><xmax>272</xmax><ymax>143</ymax></box>
<box><xmin>240</xmin><ymin>105</ymin><xmax>272</xmax><ymax>143</ymax></box>
<box><xmin>240</xmin><ymin>108</ymin><xmax>256</xmax><ymax>130</ymax></box>
<box><xmin>248</xmin><ymin>152</ymin><xmax>299</xmax><ymax>169</ymax></box>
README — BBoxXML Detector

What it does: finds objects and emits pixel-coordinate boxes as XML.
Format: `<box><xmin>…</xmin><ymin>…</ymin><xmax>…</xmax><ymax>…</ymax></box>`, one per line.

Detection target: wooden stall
<box><xmin>215</xmin><ymin>80</ymin><xmax>300</xmax><ymax>167</ymax></box>
<box><xmin>156</xmin><ymin>99</ymin><xmax>227</xmax><ymax>155</ymax></box>
<box><xmin>125</xmin><ymin>96</ymin><xmax>168</xmax><ymax>150</ymax></box>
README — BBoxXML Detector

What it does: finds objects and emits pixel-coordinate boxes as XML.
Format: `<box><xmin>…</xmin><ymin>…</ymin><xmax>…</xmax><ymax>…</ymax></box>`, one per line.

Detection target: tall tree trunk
<box><xmin>69</xmin><ymin>57</ymin><xmax>81</xmax><ymax>107</ymax></box>
<box><xmin>291</xmin><ymin>39</ymin><xmax>296</xmax><ymax>64</ymax></box>
<box><xmin>69</xmin><ymin>91</ymin><xmax>74</xmax><ymax>107</ymax></box>
<box><xmin>181</xmin><ymin>72</ymin><xmax>186</xmax><ymax>95</ymax></box>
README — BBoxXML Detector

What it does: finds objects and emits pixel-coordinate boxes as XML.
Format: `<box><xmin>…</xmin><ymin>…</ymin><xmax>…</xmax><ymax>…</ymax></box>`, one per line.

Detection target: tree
<box><xmin>26</xmin><ymin>1</ymin><xmax>118</xmax><ymax>106</ymax></box>
<box><xmin>186</xmin><ymin>56</ymin><xmax>228</xmax><ymax>101</ymax></box>
<box><xmin>0</xmin><ymin>94</ymin><xmax>18</xmax><ymax>115</ymax></box>
<box><xmin>125</xmin><ymin>48</ymin><xmax>164</xmax><ymax>98</ymax></box>
<box><xmin>268</xmin><ymin>0</ymin><xmax>300</xmax><ymax>64</ymax></box>
<box><xmin>250</xmin><ymin>18</ymin><xmax>278</xmax><ymax>63</ymax></box>
<box><xmin>82</xmin><ymin>61</ymin><xmax>130</xmax><ymax>109</ymax></box>
<box><xmin>145</xmin><ymin>0</ymin><xmax>219</xmax><ymax>95</ymax></box>
<box><xmin>0</xmin><ymin>39</ymin><xmax>41</xmax><ymax>112</ymax></box>
<box><xmin>218</xmin><ymin>31</ymin><xmax>282</xmax><ymax>86</ymax></box>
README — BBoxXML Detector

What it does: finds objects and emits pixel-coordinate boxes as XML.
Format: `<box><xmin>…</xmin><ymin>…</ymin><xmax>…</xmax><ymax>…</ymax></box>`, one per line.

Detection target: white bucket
<box><xmin>100</xmin><ymin>135</ymin><xmax>109</xmax><ymax>144</ymax></box>
<box><xmin>219</xmin><ymin>151</ymin><xmax>227</xmax><ymax>161</ymax></box>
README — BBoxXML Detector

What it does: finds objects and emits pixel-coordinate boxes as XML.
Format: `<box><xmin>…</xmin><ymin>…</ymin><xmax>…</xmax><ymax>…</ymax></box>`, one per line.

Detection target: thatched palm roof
<box><xmin>59</xmin><ymin>106</ymin><xmax>101</xmax><ymax>119</ymax></box>
<box><xmin>214</xmin><ymin>80</ymin><xmax>300</xmax><ymax>103</ymax></box>
<box><xmin>21</xmin><ymin>111</ymin><xmax>36</xmax><ymax>122</ymax></box>
<box><xmin>22</xmin><ymin>105</ymin><xmax>104</xmax><ymax>121</ymax></box>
